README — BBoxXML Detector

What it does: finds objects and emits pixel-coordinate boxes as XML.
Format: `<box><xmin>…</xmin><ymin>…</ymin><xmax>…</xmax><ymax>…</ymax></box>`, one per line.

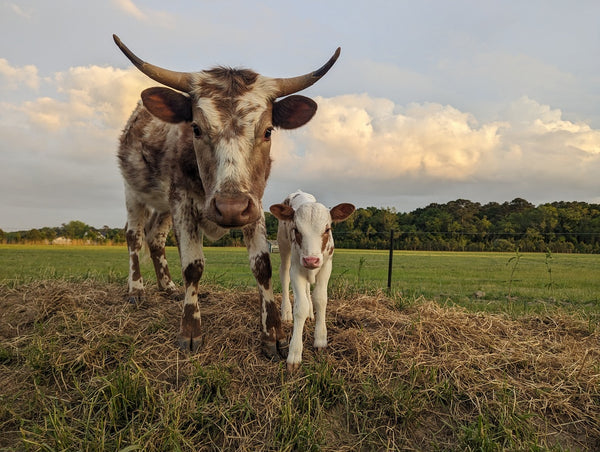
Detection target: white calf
<box><xmin>270</xmin><ymin>190</ymin><xmax>355</xmax><ymax>371</ymax></box>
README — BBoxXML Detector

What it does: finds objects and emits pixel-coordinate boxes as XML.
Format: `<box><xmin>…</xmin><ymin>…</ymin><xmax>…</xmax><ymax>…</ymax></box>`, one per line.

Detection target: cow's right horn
<box><xmin>113</xmin><ymin>34</ymin><xmax>191</xmax><ymax>93</ymax></box>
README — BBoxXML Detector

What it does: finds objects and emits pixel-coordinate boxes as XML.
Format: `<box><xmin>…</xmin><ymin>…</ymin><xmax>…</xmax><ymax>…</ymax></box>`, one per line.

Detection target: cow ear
<box><xmin>273</xmin><ymin>95</ymin><xmax>317</xmax><ymax>129</ymax></box>
<box><xmin>330</xmin><ymin>203</ymin><xmax>355</xmax><ymax>222</ymax></box>
<box><xmin>269</xmin><ymin>204</ymin><xmax>295</xmax><ymax>221</ymax></box>
<box><xmin>141</xmin><ymin>87</ymin><xmax>192</xmax><ymax>123</ymax></box>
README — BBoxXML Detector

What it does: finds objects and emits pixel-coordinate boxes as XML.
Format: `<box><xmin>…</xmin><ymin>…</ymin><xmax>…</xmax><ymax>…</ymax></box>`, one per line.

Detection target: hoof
<box><xmin>287</xmin><ymin>361</ymin><xmax>301</xmax><ymax>373</ymax></box>
<box><xmin>127</xmin><ymin>289</ymin><xmax>145</xmax><ymax>305</ymax></box>
<box><xmin>177</xmin><ymin>334</ymin><xmax>202</xmax><ymax>353</ymax></box>
<box><xmin>277</xmin><ymin>338</ymin><xmax>289</xmax><ymax>359</ymax></box>
<box><xmin>262</xmin><ymin>341</ymin><xmax>282</xmax><ymax>361</ymax></box>
<box><xmin>162</xmin><ymin>288</ymin><xmax>184</xmax><ymax>302</ymax></box>
<box><xmin>128</xmin><ymin>295</ymin><xmax>144</xmax><ymax>305</ymax></box>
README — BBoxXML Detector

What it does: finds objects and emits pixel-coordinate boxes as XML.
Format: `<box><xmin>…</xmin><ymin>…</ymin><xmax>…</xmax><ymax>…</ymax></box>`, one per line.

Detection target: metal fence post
<box><xmin>387</xmin><ymin>229</ymin><xmax>394</xmax><ymax>291</ymax></box>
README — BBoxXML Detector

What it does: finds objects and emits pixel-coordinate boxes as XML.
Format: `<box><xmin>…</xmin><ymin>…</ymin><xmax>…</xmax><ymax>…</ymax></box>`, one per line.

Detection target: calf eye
<box><xmin>264</xmin><ymin>127</ymin><xmax>273</xmax><ymax>140</ymax></box>
<box><xmin>191</xmin><ymin>123</ymin><xmax>202</xmax><ymax>138</ymax></box>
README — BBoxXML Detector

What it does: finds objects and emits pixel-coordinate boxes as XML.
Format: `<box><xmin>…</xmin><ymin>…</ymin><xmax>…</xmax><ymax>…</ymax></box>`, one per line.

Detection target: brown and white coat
<box><xmin>270</xmin><ymin>190</ymin><xmax>355</xmax><ymax>370</ymax></box>
<box><xmin>113</xmin><ymin>35</ymin><xmax>340</xmax><ymax>359</ymax></box>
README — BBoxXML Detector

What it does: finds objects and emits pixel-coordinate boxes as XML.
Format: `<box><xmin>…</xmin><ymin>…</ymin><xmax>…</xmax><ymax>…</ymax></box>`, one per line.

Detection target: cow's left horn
<box><xmin>274</xmin><ymin>47</ymin><xmax>341</xmax><ymax>98</ymax></box>
<box><xmin>113</xmin><ymin>34</ymin><xmax>191</xmax><ymax>93</ymax></box>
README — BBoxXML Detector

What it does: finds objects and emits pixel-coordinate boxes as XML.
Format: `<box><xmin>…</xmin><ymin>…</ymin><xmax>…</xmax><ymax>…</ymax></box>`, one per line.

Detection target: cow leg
<box><xmin>277</xmin><ymin>225</ymin><xmax>293</xmax><ymax>322</ymax></box>
<box><xmin>171</xmin><ymin>195</ymin><xmax>205</xmax><ymax>352</ymax></box>
<box><xmin>145</xmin><ymin>211</ymin><xmax>178</xmax><ymax>296</ymax></box>
<box><xmin>125</xmin><ymin>196</ymin><xmax>148</xmax><ymax>304</ymax></box>
<box><xmin>288</xmin><ymin>271</ymin><xmax>311</xmax><ymax>371</ymax></box>
<box><xmin>243</xmin><ymin>213</ymin><xmax>288</xmax><ymax>360</ymax></box>
<box><xmin>312</xmin><ymin>260</ymin><xmax>332</xmax><ymax>351</ymax></box>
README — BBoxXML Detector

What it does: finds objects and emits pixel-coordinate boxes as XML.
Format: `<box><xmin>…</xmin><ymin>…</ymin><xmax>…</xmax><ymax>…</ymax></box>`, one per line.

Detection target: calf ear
<box><xmin>330</xmin><ymin>203</ymin><xmax>356</xmax><ymax>222</ymax></box>
<box><xmin>141</xmin><ymin>87</ymin><xmax>193</xmax><ymax>123</ymax></box>
<box><xmin>273</xmin><ymin>95</ymin><xmax>318</xmax><ymax>129</ymax></box>
<box><xmin>269</xmin><ymin>204</ymin><xmax>295</xmax><ymax>221</ymax></box>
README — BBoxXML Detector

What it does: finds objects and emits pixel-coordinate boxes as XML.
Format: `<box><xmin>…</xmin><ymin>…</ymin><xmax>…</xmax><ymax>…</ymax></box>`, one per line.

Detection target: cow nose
<box><xmin>302</xmin><ymin>256</ymin><xmax>321</xmax><ymax>269</ymax></box>
<box><xmin>213</xmin><ymin>194</ymin><xmax>255</xmax><ymax>227</ymax></box>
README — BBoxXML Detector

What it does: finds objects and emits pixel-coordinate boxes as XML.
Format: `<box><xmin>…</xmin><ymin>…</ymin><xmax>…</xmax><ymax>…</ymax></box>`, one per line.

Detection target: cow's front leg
<box><xmin>172</xmin><ymin>197</ymin><xmax>205</xmax><ymax>352</ymax></box>
<box><xmin>125</xmin><ymin>196</ymin><xmax>148</xmax><ymax>304</ymax></box>
<box><xmin>145</xmin><ymin>211</ymin><xmax>178</xmax><ymax>296</ymax></box>
<box><xmin>243</xmin><ymin>214</ymin><xmax>288</xmax><ymax>360</ymax></box>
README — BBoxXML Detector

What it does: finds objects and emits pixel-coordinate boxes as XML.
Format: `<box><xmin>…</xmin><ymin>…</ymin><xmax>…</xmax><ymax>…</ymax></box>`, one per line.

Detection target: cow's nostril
<box><xmin>213</xmin><ymin>194</ymin><xmax>256</xmax><ymax>227</ymax></box>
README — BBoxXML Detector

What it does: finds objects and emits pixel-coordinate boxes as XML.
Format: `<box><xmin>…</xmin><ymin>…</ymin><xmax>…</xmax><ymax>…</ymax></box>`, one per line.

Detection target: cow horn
<box><xmin>274</xmin><ymin>47</ymin><xmax>341</xmax><ymax>98</ymax></box>
<box><xmin>113</xmin><ymin>34</ymin><xmax>191</xmax><ymax>93</ymax></box>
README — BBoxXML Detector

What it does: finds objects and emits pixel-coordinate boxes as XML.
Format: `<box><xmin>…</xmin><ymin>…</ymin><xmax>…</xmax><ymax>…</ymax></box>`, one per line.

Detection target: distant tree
<box><xmin>62</xmin><ymin>220</ymin><xmax>90</xmax><ymax>239</ymax></box>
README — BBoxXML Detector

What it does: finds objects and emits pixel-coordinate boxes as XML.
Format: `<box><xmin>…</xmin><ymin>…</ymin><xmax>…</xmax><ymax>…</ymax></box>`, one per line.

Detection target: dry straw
<box><xmin>1</xmin><ymin>280</ymin><xmax>598</xmax><ymax>450</ymax></box>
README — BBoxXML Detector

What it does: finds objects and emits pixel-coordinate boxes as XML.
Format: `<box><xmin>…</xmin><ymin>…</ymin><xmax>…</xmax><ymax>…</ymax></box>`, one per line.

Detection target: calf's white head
<box><xmin>270</xmin><ymin>202</ymin><xmax>355</xmax><ymax>269</ymax></box>
<box><xmin>114</xmin><ymin>35</ymin><xmax>340</xmax><ymax>227</ymax></box>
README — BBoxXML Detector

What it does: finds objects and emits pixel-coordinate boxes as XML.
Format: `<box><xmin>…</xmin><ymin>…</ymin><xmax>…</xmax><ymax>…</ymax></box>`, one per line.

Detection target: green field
<box><xmin>1</xmin><ymin>245</ymin><xmax>598</xmax><ymax>315</ymax></box>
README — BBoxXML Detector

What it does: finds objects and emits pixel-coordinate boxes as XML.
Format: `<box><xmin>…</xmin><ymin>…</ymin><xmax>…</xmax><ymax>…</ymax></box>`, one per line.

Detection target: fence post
<box><xmin>387</xmin><ymin>229</ymin><xmax>394</xmax><ymax>291</ymax></box>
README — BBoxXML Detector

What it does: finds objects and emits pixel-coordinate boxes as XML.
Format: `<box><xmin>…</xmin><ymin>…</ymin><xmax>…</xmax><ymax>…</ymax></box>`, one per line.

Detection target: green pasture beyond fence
<box><xmin>1</xmin><ymin>245</ymin><xmax>599</xmax><ymax>316</ymax></box>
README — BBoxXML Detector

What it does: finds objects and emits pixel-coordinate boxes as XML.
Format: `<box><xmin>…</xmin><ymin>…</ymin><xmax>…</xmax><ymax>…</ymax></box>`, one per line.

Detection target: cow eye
<box><xmin>191</xmin><ymin>123</ymin><xmax>202</xmax><ymax>138</ymax></box>
<box><xmin>264</xmin><ymin>127</ymin><xmax>273</xmax><ymax>140</ymax></box>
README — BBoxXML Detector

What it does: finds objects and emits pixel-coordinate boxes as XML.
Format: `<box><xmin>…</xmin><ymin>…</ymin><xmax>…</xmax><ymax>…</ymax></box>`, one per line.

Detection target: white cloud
<box><xmin>0</xmin><ymin>58</ymin><xmax>39</xmax><ymax>90</ymax></box>
<box><xmin>268</xmin><ymin>94</ymin><xmax>600</xmax><ymax>208</ymax></box>
<box><xmin>111</xmin><ymin>0</ymin><xmax>175</xmax><ymax>27</ymax></box>
<box><xmin>273</xmin><ymin>95</ymin><xmax>502</xmax><ymax>181</ymax></box>
<box><xmin>5</xmin><ymin>2</ymin><xmax>32</xmax><ymax>19</ymax></box>
<box><xmin>2</xmin><ymin>64</ymin><xmax>600</xmax><ymax>229</ymax></box>
<box><xmin>17</xmin><ymin>65</ymin><xmax>153</xmax><ymax>133</ymax></box>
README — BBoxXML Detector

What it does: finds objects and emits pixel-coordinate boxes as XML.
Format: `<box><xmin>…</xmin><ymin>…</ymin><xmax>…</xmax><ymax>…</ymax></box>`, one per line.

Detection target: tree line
<box><xmin>2</xmin><ymin>198</ymin><xmax>600</xmax><ymax>253</ymax></box>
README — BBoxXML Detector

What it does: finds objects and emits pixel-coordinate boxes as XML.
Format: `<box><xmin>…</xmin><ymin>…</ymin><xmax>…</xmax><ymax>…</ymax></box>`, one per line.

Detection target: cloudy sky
<box><xmin>2</xmin><ymin>0</ymin><xmax>600</xmax><ymax>230</ymax></box>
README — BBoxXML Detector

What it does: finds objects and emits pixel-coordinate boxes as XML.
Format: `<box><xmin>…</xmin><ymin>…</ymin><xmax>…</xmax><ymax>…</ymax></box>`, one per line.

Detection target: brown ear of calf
<box><xmin>270</xmin><ymin>204</ymin><xmax>295</xmax><ymax>221</ymax></box>
<box><xmin>330</xmin><ymin>203</ymin><xmax>356</xmax><ymax>222</ymax></box>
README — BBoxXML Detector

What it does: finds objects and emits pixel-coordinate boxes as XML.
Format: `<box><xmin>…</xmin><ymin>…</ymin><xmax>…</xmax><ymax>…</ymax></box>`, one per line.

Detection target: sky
<box><xmin>1</xmin><ymin>0</ymin><xmax>600</xmax><ymax>230</ymax></box>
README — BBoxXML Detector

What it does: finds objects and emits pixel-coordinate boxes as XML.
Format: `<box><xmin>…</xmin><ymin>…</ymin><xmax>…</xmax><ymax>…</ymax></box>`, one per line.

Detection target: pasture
<box><xmin>1</xmin><ymin>245</ymin><xmax>599</xmax><ymax>450</ymax></box>
<box><xmin>1</xmin><ymin>245</ymin><xmax>599</xmax><ymax>315</ymax></box>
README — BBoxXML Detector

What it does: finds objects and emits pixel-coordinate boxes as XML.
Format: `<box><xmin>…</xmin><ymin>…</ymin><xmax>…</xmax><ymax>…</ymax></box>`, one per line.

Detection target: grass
<box><xmin>1</xmin><ymin>245</ymin><xmax>599</xmax><ymax>316</ymax></box>
<box><xmin>1</xmin><ymin>245</ymin><xmax>599</xmax><ymax>449</ymax></box>
<box><xmin>0</xmin><ymin>280</ymin><xmax>598</xmax><ymax>450</ymax></box>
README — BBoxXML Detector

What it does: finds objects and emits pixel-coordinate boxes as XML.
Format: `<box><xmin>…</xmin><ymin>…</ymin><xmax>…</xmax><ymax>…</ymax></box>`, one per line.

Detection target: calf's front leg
<box><xmin>287</xmin><ymin>269</ymin><xmax>311</xmax><ymax>371</ymax></box>
<box><xmin>312</xmin><ymin>259</ymin><xmax>332</xmax><ymax>351</ymax></box>
<box><xmin>243</xmin><ymin>214</ymin><xmax>288</xmax><ymax>360</ymax></box>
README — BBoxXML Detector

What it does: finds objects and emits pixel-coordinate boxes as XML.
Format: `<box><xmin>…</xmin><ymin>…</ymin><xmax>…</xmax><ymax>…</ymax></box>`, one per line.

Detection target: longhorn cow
<box><xmin>113</xmin><ymin>35</ymin><xmax>340</xmax><ymax>359</ymax></box>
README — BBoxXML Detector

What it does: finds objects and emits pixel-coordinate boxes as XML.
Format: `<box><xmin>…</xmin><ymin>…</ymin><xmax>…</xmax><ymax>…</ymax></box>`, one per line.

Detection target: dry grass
<box><xmin>1</xmin><ymin>280</ymin><xmax>599</xmax><ymax>451</ymax></box>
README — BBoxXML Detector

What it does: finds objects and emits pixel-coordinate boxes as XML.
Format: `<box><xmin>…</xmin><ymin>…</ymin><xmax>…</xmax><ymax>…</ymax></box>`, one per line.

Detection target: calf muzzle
<box><xmin>302</xmin><ymin>256</ymin><xmax>321</xmax><ymax>269</ymax></box>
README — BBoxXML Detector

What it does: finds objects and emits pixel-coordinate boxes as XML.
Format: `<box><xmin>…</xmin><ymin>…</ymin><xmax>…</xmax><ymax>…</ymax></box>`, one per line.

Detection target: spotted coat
<box><xmin>114</xmin><ymin>36</ymin><xmax>340</xmax><ymax>359</ymax></box>
<box><xmin>270</xmin><ymin>190</ymin><xmax>355</xmax><ymax>370</ymax></box>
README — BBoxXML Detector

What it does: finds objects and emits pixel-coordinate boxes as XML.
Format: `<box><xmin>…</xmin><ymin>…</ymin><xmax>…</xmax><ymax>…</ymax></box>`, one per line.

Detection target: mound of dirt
<box><xmin>1</xmin><ymin>280</ymin><xmax>599</xmax><ymax>450</ymax></box>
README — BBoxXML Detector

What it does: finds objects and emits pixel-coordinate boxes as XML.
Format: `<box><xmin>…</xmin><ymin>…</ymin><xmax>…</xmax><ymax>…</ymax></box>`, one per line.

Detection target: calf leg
<box><xmin>312</xmin><ymin>260</ymin><xmax>332</xmax><ymax>351</ymax></box>
<box><xmin>125</xmin><ymin>196</ymin><xmax>148</xmax><ymax>304</ymax></box>
<box><xmin>277</xmin><ymin>225</ymin><xmax>293</xmax><ymax>322</ymax></box>
<box><xmin>145</xmin><ymin>211</ymin><xmax>177</xmax><ymax>295</ymax></box>
<box><xmin>243</xmin><ymin>213</ymin><xmax>288</xmax><ymax>360</ymax></box>
<box><xmin>288</xmin><ymin>271</ymin><xmax>311</xmax><ymax>371</ymax></box>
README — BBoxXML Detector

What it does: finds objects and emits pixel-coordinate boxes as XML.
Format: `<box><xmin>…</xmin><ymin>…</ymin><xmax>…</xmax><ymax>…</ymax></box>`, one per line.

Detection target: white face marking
<box><xmin>192</xmin><ymin>76</ymin><xmax>278</xmax><ymax>196</ymax></box>
<box><xmin>292</xmin><ymin>202</ymin><xmax>331</xmax><ymax>268</ymax></box>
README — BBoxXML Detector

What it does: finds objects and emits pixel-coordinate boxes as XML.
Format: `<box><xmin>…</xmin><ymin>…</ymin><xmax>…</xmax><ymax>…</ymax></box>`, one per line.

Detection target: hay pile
<box><xmin>1</xmin><ymin>280</ymin><xmax>598</xmax><ymax>450</ymax></box>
